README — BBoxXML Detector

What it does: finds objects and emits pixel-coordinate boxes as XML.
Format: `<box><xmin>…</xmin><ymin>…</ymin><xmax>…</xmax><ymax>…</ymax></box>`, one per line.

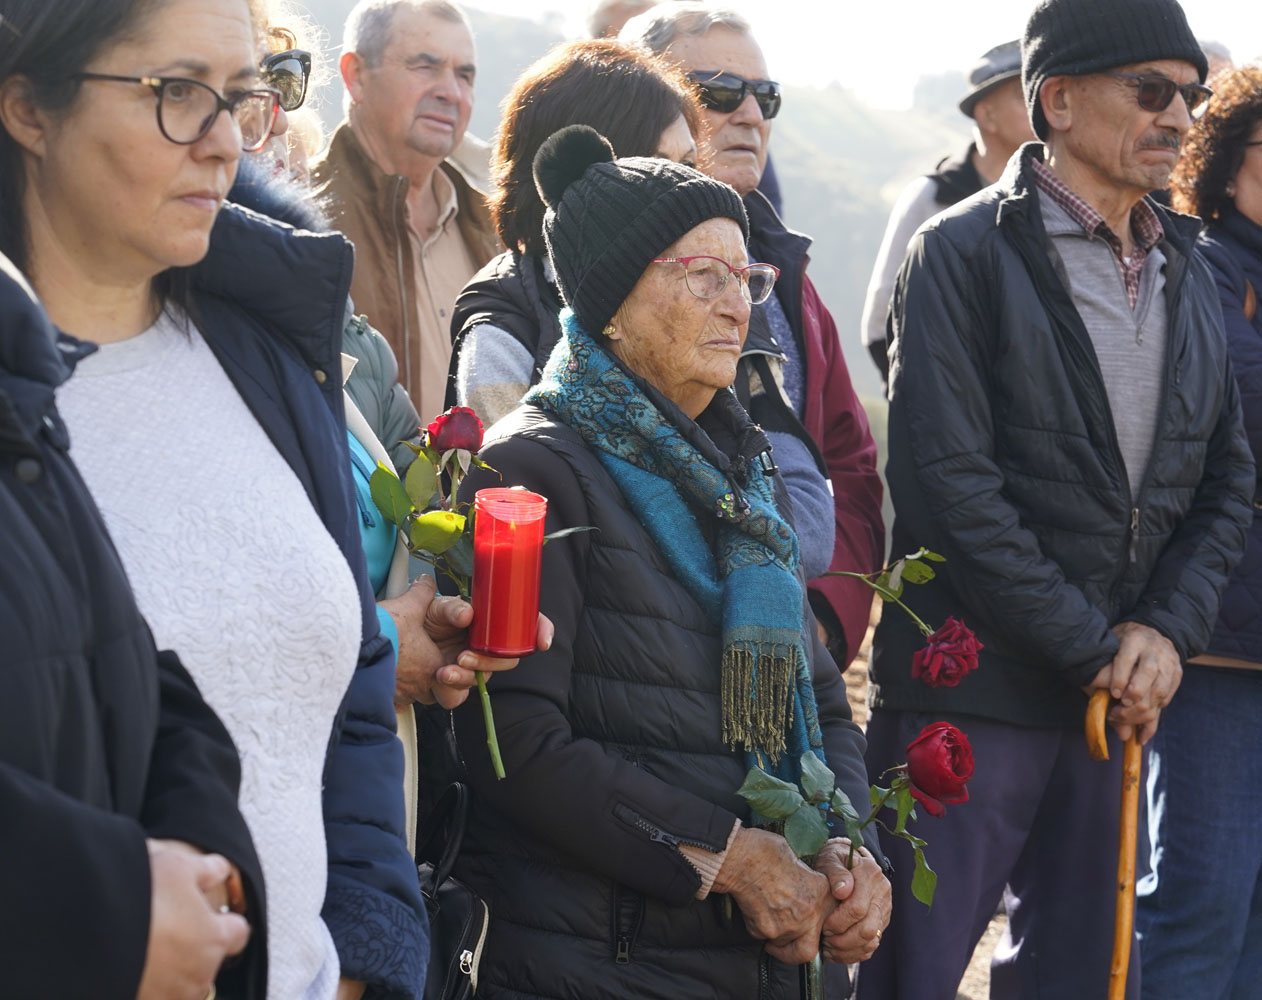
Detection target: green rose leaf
<box><xmin>911</xmin><ymin>846</ymin><xmax>938</xmax><ymax>907</ymax></box>
<box><xmin>784</xmin><ymin>802</ymin><xmax>830</xmax><ymax>858</ymax></box>
<box><xmin>404</xmin><ymin>457</ymin><xmax>439</xmax><ymax>509</ymax></box>
<box><xmin>737</xmin><ymin>768</ymin><xmax>805</xmax><ymax>820</ymax></box>
<box><xmin>441</xmin><ymin>533</ymin><xmax>475</xmax><ymax>583</ymax></box>
<box><xmin>875</xmin><ymin>569</ymin><xmax>904</xmax><ymax>600</ymax></box>
<box><xmin>799</xmin><ymin>752</ymin><xmax>836</xmax><ymax>805</ymax></box>
<box><xmin>830</xmin><ymin>787</ymin><xmax>862</xmax><ymax>825</ymax></box>
<box><xmin>900</xmin><ymin>559</ymin><xmax>936</xmax><ymax>585</ymax></box>
<box><xmin>923</xmin><ymin>550</ymin><xmax>947</xmax><ymax>562</ymax></box>
<box><xmin>870</xmin><ymin>784</ymin><xmax>884</xmax><ymax>809</ymax></box>
<box><xmin>830</xmin><ymin>787</ymin><xmax>866</xmax><ymax>849</ymax></box>
<box><xmin>409</xmin><ymin>510</ymin><xmax>466</xmax><ymax>554</ymax></box>
<box><xmin>370</xmin><ymin>463</ymin><xmax>413</xmax><ymax>528</ymax></box>
<box><xmin>893</xmin><ymin>783</ymin><xmax>916</xmax><ymax>833</ymax></box>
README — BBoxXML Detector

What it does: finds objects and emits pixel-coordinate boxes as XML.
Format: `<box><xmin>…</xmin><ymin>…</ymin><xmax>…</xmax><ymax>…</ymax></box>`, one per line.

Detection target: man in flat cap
<box><xmin>858</xmin><ymin>0</ymin><xmax>1254</xmax><ymax>997</ymax></box>
<box><xmin>860</xmin><ymin>40</ymin><xmax>1034</xmax><ymax>387</ymax></box>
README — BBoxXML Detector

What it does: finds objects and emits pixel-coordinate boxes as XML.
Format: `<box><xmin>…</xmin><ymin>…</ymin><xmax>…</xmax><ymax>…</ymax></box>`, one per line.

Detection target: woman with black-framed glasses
<box><xmin>0</xmin><ymin>1</ymin><xmax>430</xmax><ymax>999</ymax></box>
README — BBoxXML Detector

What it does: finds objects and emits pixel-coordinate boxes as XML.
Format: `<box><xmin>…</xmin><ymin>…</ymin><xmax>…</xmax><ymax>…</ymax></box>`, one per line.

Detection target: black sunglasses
<box><xmin>1103</xmin><ymin>73</ymin><xmax>1212</xmax><ymax>119</ymax></box>
<box><xmin>262</xmin><ymin>48</ymin><xmax>311</xmax><ymax>112</ymax></box>
<box><xmin>687</xmin><ymin>70</ymin><xmax>781</xmax><ymax>120</ymax></box>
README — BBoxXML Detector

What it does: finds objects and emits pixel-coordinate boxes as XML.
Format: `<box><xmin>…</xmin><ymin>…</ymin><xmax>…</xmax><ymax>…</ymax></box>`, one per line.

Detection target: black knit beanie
<box><xmin>532</xmin><ymin>125</ymin><xmax>749</xmax><ymax>336</ymax></box>
<box><xmin>1022</xmin><ymin>0</ymin><xmax>1208</xmax><ymax>140</ymax></box>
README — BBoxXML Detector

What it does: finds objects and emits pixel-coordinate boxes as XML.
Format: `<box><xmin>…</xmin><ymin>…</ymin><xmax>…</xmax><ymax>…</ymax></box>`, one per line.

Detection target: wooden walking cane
<box><xmin>1085</xmin><ymin>688</ymin><xmax>1142</xmax><ymax>1000</ymax></box>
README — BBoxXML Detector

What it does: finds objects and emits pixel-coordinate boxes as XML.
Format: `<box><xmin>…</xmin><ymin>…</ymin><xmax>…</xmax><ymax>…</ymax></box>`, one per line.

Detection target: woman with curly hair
<box><xmin>1138</xmin><ymin>64</ymin><xmax>1262</xmax><ymax>1000</ymax></box>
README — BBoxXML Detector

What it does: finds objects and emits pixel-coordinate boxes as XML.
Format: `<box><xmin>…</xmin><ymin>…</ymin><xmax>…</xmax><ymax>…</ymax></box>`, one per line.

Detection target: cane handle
<box><xmin>1085</xmin><ymin>688</ymin><xmax>1110</xmax><ymax>761</ymax></box>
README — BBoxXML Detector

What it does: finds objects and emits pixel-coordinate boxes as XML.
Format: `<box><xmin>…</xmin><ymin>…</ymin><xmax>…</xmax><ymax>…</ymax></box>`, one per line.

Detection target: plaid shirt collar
<box><xmin>1030</xmin><ymin>157</ymin><xmax>1164</xmax><ymax>260</ymax></box>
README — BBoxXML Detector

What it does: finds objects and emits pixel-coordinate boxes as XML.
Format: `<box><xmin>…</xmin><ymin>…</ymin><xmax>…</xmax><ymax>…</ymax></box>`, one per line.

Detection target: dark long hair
<box><xmin>1171</xmin><ymin>65</ymin><xmax>1262</xmax><ymax>221</ymax></box>
<box><xmin>0</xmin><ymin>0</ymin><xmax>193</xmax><ymax>309</ymax></box>
<box><xmin>490</xmin><ymin>38</ymin><xmax>705</xmax><ymax>255</ymax></box>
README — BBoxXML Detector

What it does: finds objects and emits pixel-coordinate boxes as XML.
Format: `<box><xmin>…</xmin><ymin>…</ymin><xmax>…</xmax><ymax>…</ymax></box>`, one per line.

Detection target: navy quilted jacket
<box><xmin>190</xmin><ymin>205</ymin><xmax>427</xmax><ymax>997</ymax></box>
<box><xmin>1200</xmin><ymin>208</ymin><xmax>1262</xmax><ymax>661</ymax></box>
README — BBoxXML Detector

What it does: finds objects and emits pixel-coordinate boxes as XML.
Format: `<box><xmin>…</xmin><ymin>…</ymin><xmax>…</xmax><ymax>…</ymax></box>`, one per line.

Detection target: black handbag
<box><xmin>416</xmin><ymin>783</ymin><xmax>490</xmax><ymax>1000</ymax></box>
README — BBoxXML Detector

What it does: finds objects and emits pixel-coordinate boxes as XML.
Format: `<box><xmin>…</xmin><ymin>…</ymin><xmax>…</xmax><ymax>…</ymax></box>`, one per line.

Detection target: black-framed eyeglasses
<box><xmin>262</xmin><ymin>49</ymin><xmax>311</xmax><ymax>112</ymax></box>
<box><xmin>652</xmin><ymin>255</ymin><xmax>780</xmax><ymax>304</ymax></box>
<box><xmin>1103</xmin><ymin>73</ymin><xmax>1213</xmax><ymax>119</ymax></box>
<box><xmin>687</xmin><ymin>70</ymin><xmax>781</xmax><ymax>120</ymax></box>
<box><xmin>73</xmin><ymin>73</ymin><xmax>281</xmax><ymax>152</ymax></box>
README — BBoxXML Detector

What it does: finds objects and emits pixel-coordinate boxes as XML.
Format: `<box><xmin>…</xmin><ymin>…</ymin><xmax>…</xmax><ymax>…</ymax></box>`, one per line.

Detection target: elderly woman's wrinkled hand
<box><xmin>813</xmin><ymin>839</ymin><xmax>892</xmax><ymax>964</ymax></box>
<box><xmin>712</xmin><ymin>827</ymin><xmax>836</xmax><ymax>965</ymax></box>
<box><xmin>381</xmin><ymin>574</ymin><xmax>553</xmax><ymax>709</ymax></box>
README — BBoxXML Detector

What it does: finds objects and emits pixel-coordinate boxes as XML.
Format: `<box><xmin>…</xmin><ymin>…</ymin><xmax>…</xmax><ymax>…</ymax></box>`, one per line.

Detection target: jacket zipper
<box><xmin>1007</xmin><ymin>199</ymin><xmax>1190</xmax><ymax>614</ymax></box>
<box><xmin>612</xmin><ymin>802</ymin><xmax>723</xmax><ymax>852</ymax></box>
<box><xmin>348</xmin><ymin>447</ymin><xmax>379</xmax><ymax>528</ymax></box>
<box><xmin>389</xmin><ymin>176</ymin><xmax>414</xmax><ymax>398</ymax></box>
<box><xmin>758</xmin><ymin>951</ymin><xmax>771</xmax><ymax>1000</ymax></box>
<box><xmin>612</xmin><ymin>885</ymin><xmax>643</xmax><ymax>965</ymax></box>
<box><xmin>1107</xmin><ymin>246</ymin><xmax>1187</xmax><ymax>606</ymax></box>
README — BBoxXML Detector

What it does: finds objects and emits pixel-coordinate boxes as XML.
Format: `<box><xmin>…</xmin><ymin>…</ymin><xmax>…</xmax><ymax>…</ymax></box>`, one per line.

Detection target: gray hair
<box><xmin>586</xmin><ymin>0</ymin><xmax>656</xmax><ymax>40</ymax></box>
<box><xmin>619</xmin><ymin>2</ymin><xmax>750</xmax><ymax>56</ymax></box>
<box><xmin>343</xmin><ymin>0</ymin><xmax>471</xmax><ymax>67</ymax></box>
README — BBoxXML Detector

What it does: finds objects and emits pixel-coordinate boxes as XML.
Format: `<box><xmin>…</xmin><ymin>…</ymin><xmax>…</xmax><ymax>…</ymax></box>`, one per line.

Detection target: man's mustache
<box><xmin>1140</xmin><ymin>131</ymin><xmax>1182</xmax><ymax>152</ymax></box>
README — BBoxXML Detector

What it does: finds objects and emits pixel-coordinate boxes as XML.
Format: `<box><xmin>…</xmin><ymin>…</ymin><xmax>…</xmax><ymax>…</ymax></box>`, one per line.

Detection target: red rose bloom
<box><xmin>911</xmin><ymin>616</ymin><xmax>983</xmax><ymax>688</ymax></box>
<box><xmin>427</xmin><ymin>406</ymin><xmax>484</xmax><ymax>453</ymax></box>
<box><xmin>905</xmin><ymin>722</ymin><xmax>974</xmax><ymax>818</ymax></box>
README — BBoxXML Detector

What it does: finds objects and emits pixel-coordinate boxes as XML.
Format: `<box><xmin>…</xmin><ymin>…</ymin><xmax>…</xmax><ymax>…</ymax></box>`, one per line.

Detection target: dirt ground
<box><xmin>844</xmin><ymin>600</ymin><xmax>1003</xmax><ymax>1000</ymax></box>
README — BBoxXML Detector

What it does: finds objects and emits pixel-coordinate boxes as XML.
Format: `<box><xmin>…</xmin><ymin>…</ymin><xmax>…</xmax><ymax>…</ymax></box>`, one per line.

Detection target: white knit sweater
<box><xmin>58</xmin><ymin>313</ymin><xmax>362</xmax><ymax>1000</ymax></box>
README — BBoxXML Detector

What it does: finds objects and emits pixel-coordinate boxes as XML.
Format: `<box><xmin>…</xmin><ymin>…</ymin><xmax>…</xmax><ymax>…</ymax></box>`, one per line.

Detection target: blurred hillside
<box><xmin>295</xmin><ymin>4</ymin><xmax>972</xmax><ymax>402</ymax></box>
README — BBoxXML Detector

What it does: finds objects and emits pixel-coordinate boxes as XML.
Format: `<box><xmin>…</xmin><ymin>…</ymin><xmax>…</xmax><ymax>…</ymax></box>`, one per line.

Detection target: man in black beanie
<box><xmin>857</xmin><ymin>0</ymin><xmax>1255</xmax><ymax>998</ymax></box>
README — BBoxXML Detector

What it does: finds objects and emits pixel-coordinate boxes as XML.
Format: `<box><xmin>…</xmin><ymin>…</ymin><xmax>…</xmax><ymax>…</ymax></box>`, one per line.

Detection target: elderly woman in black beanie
<box><xmin>433</xmin><ymin>125</ymin><xmax>890</xmax><ymax>999</ymax></box>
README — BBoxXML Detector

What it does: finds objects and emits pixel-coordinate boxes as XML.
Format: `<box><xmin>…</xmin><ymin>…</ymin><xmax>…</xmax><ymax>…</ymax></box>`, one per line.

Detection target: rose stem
<box><xmin>478</xmin><ymin>672</ymin><xmax>505</xmax><ymax>780</ymax></box>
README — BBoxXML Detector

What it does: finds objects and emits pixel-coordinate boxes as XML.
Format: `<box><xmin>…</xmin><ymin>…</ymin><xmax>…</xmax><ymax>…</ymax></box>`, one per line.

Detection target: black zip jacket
<box><xmin>428</xmin><ymin>399</ymin><xmax>874</xmax><ymax>1000</ymax></box>
<box><xmin>871</xmin><ymin>144</ymin><xmax>1255</xmax><ymax>729</ymax></box>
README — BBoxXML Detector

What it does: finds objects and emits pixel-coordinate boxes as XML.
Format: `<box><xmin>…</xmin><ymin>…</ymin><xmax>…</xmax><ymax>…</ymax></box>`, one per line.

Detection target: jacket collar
<box><xmin>317</xmin><ymin>121</ymin><xmax>497</xmax><ymax>257</ymax></box>
<box><xmin>1216</xmin><ymin>205</ymin><xmax>1262</xmax><ymax>258</ymax></box>
<box><xmin>930</xmin><ymin>143</ymin><xmax>984</xmax><ymax>205</ymax></box>
<box><xmin>0</xmin><ymin>258</ymin><xmax>92</xmax><ymax>450</ymax></box>
<box><xmin>191</xmin><ymin>203</ymin><xmax>354</xmax><ymax>377</ymax></box>
<box><xmin>997</xmin><ymin>142</ymin><xmax>1202</xmax><ymax>258</ymax></box>
<box><xmin>743</xmin><ymin>189</ymin><xmax>811</xmax><ymax>268</ymax></box>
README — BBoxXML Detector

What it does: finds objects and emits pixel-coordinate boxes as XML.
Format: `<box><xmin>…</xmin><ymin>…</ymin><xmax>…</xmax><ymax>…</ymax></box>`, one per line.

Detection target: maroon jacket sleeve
<box><xmin>800</xmin><ymin>274</ymin><xmax>886</xmax><ymax>667</ymax></box>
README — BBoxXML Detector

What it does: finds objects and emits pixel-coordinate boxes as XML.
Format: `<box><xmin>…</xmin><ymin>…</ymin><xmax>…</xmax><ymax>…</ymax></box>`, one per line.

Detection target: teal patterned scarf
<box><xmin>525</xmin><ymin>311</ymin><xmax>825</xmax><ymax>776</ymax></box>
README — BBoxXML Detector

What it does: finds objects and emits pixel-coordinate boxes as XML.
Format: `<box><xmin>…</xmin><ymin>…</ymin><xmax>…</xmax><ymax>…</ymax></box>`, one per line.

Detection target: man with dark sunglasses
<box><xmin>626</xmin><ymin>2</ymin><xmax>886</xmax><ymax>702</ymax></box>
<box><xmin>860</xmin><ymin>1</ymin><xmax>1254</xmax><ymax>998</ymax></box>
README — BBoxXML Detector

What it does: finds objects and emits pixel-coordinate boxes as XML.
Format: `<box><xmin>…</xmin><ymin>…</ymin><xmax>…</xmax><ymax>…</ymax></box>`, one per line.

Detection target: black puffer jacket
<box><xmin>433</xmin><ymin>402</ymin><xmax>873</xmax><ymax>1000</ymax></box>
<box><xmin>872</xmin><ymin>144</ymin><xmax>1255</xmax><ymax>729</ymax></box>
<box><xmin>0</xmin><ymin>260</ymin><xmax>265</xmax><ymax>997</ymax></box>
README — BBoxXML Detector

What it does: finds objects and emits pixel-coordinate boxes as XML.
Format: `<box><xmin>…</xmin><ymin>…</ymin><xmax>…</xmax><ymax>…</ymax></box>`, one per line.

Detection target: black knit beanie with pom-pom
<box><xmin>532</xmin><ymin>124</ymin><xmax>748</xmax><ymax>337</ymax></box>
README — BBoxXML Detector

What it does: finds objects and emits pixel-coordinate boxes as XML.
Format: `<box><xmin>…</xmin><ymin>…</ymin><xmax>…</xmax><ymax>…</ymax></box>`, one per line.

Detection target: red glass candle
<box><xmin>470</xmin><ymin>487</ymin><xmax>547</xmax><ymax>657</ymax></box>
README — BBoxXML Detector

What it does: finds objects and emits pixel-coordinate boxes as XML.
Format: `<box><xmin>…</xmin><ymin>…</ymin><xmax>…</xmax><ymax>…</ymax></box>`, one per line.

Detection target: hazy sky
<box><xmin>462</xmin><ymin>0</ymin><xmax>1262</xmax><ymax>107</ymax></box>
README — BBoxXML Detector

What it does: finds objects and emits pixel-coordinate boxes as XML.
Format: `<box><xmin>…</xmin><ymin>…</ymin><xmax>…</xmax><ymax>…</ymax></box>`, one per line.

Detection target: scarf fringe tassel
<box><xmin>721</xmin><ymin>642</ymin><xmax>798</xmax><ymax>762</ymax></box>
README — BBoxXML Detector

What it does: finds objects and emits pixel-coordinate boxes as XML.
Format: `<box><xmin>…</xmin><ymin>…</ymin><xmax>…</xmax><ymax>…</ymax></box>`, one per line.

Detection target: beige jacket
<box><xmin>312</xmin><ymin>124</ymin><xmax>499</xmax><ymax>408</ymax></box>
